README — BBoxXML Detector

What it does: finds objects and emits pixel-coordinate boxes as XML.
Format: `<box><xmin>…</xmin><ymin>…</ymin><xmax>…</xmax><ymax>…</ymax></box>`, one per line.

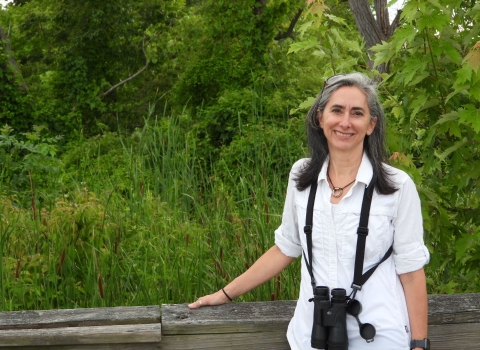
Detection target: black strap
<box><xmin>351</xmin><ymin>178</ymin><xmax>393</xmax><ymax>291</ymax></box>
<box><xmin>303</xmin><ymin>176</ymin><xmax>393</xmax><ymax>296</ymax></box>
<box><xmin>303</xmin><ymin>181</ymin><xmax>318</xmax><ymax>291</ymax></box>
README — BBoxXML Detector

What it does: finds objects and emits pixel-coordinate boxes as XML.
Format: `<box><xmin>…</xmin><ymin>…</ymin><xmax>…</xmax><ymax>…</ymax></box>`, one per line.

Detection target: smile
<box><xmin>334</xmin><ymin>131</ymin><xmax>354</xmax><ymax>137</ymax></box>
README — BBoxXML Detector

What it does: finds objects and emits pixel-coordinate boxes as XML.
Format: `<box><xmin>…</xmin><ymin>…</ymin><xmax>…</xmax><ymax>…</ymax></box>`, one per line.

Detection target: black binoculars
<box><xmin>311</xmin><ymin>286</ymin><xmax>349</xmax><ymax>350</ymax></box>
<box><xmin>311</xmin><ymin>286</ymin><xmax>376</xmax><ymax>349</ymax></box>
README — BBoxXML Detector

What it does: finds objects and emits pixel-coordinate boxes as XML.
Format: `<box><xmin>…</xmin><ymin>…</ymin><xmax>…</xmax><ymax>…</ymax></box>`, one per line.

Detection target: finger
<box><xmin>188</xmin><ymin>298</ymin><xmax>204</xmax><ymax>309</ymax></box>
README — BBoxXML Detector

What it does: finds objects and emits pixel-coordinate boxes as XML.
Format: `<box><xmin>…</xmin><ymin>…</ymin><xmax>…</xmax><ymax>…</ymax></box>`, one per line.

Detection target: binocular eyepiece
<box><xmin>311</xmin><ymin>286</ymin><xmax>349</xmax><ymax>350</ymax></box>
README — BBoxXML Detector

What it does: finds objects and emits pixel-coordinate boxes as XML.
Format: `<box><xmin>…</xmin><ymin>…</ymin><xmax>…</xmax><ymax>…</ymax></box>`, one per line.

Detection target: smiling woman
<box><xmin>188</xmin><ymin>72</ymin><xmax>431</xmax><ymax>350</ymax></box>
<box><xmin>317</xmin><ymin>86</ymin><xmax>377</xmax><ymax>170</ymax></box>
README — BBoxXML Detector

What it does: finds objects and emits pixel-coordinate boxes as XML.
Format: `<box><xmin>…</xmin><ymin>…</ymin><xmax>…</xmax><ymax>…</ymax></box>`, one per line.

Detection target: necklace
<box><xmin>327</xmin><ymin>173</ymin><xmax>356</xmax><ymax>198</ymax></box>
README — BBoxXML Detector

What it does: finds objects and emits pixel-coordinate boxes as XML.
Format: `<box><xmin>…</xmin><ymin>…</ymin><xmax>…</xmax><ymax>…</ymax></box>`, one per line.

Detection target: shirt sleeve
<box><xmin>274</xmin><ymin>162</ymin><xmax>303</xmax><ymax>258</ymax></box>
<box><xmin>393</xmin><ymin>175</ymin><xmax>430</xmax><ymax>275</ymax></box>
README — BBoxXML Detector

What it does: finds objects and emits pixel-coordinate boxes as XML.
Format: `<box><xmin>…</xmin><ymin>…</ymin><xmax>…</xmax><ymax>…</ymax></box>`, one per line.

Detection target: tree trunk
<box><xmin>0</xmin><ymin>24</ymin><xmax>27</xmax><ymax>90</ymax></box>
<box><xmin>347</xmin><ymin>0</ymin><xmax>401</xmax><ymax>73</ymax></box>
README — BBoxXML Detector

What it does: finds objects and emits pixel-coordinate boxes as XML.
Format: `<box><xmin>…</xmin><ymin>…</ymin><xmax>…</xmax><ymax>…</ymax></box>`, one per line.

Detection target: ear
<box><xmin>317</xmin><ymin>109</ymin><xmax>323</xmax><ymax>128</ymax></box>
<box><xmin>367</xmin><ymin>117</ymin><xmax>377</xmax><ymax>135</ymax></box>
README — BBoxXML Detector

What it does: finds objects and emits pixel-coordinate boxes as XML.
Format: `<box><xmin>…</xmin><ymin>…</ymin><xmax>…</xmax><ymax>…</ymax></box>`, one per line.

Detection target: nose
<box><xmin>338</xmin><ymin>111</ymin><xmax>351</xmax><ymax>128</ymax></box>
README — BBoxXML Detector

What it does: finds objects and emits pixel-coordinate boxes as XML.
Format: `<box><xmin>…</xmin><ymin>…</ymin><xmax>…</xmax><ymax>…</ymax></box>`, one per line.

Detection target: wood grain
<box><xmin>1</xmin><ymin>293</ymin><xmax>478</xmax><ymax>348</ymax></box>
<box><xmin>0</xmin><ymin>306</ymin><xmax>160</xmax><ymax>330</ymax></box>
<box><xmin>0</xmin><ymin>324</ymin><xmax>160</xmax><ymax>346</ymax></box>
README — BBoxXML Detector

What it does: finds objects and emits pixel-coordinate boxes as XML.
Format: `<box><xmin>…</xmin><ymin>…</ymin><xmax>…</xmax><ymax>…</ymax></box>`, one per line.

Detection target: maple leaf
<box><xmin>463</xmin><ymin>41</ymin><xmax>480</xmax><ymax>71</ymax></box>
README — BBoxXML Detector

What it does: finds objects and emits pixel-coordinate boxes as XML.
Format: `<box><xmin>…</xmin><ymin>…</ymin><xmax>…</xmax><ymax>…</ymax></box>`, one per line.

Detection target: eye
<box><xmin>332</xmin><ymin>108</ymin><xmax>342</xmax><ymax>114</ymax></box>
<box><xmin>352</xmin><ymin>111</ymin><xmax>364</xmax><ymax>117</ymax></box>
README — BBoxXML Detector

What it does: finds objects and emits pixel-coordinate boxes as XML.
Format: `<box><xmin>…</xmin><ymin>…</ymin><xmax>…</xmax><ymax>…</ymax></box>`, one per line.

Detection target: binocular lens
<box><xmin>314</xmin><ymin>286</ymin><xmax>329</xmax><ymax>297</ymax></box>
<box><xmin>331</xmin><ymin>288</ymin><xmax>346</xmax><ymax>298</ymax></box>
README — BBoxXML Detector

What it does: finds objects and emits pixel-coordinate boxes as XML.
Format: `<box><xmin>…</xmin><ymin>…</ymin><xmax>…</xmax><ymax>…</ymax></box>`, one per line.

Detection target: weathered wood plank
<box><xmin>0</xmin><ymin>293</ymin><xmax>478</xmax><ymax>349</ymax></box>
<box><xmin>159</xmin><ymin>323</ymin><xmax>480</xmax><ymax>350</ymax></box>
<box><xmin>14</xmin><ymin>344</ymin><xmax>160</xmax><ymax>350</ymax></box>
<box><xmin>427</xmin><ymin>293</ymin><xmax>480</xmax><ymax>325</ymax></box>
<box><xmin>429</xmin><ymin>322</ymin><xmax>480</xmax><ymax>349</ymax></box>
<box><xmin>0</xmin><ymin>306</ymin><xmax>160</xmax><ymax>330</ymax></box>
<box><xmin>161</xmin><ymin>301</ymin><xmax>295</xmax><ymax>335</ymax></box>
<box><xmin>162</xmin><ymin>293</ymin><xmax>480</xmax><ymax>336</ymax></box>
<box><xmin>159</xmin><ymin>333</ymin><xmax>290</xmax><ymax>350</ymax></box>
<box><xmin>0</xmin><ymin>324</ymin><xmax>161</xmax><ymax>347</ymax></box>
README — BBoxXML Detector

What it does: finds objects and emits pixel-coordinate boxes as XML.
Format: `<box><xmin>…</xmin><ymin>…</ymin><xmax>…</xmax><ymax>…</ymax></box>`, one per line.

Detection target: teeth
<box><xmin>335</xmin><ymin>131</ymin><xmax>352</xmax><ymax>137</ymax></box>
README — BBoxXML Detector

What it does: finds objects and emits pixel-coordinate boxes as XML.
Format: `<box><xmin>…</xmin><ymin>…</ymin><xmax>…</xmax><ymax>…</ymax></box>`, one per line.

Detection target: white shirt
<box><xmin>275</xmin><ymin>153</ymin><xmax>430</xmax><ymax>350</ymax></box>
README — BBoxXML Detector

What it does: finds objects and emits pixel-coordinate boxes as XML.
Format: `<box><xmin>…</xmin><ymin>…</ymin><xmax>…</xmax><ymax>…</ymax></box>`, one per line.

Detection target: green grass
<box><xmin>0</xmin><ymin>112</ymin><xmax>306</xmax><ymax>311</ymax></box>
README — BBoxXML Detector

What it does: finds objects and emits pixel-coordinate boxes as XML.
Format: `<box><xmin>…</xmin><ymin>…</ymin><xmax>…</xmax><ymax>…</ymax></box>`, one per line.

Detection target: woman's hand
<box><xmin>188</xmin><ymin>245</ymin><xmax>295</xmax><ymax>309</ymax></box>
<box><xmin>188</xmin><ymin>289</ymin><xmax>231</xmax><ymax>309</ymax></box>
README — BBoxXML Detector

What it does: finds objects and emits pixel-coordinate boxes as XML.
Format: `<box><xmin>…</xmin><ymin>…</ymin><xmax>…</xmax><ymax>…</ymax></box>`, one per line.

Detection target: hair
<box><xmin>294</xmin><ymin>72</ymin><xmax>398</xmax><ymax>194</ymax></box>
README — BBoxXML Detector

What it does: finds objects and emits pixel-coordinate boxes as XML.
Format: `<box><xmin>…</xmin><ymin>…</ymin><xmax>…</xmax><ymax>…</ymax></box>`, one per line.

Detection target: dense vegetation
<box><xmin>0</xmin><ymin>0</ymin><xmax>479</xmax><ymax>310</ymax></box>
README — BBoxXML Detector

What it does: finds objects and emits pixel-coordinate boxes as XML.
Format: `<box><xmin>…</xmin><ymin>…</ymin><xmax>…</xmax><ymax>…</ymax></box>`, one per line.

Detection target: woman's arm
<box><xmin>399</xmin><ymin>267</ymin><xmax>428</xmax><ymax>349</ymax></box>
<box><xmin>188</xmin><ymin>244</ymin><xmax>295</xmax><ymax>308</ymax></box>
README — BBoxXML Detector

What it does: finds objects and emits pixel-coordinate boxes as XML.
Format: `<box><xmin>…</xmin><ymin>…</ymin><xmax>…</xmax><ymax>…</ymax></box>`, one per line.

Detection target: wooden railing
<box><xmin>0</xmin><ymin>293</ymin><xmax>478</xmax><ymax>349</ymax></box>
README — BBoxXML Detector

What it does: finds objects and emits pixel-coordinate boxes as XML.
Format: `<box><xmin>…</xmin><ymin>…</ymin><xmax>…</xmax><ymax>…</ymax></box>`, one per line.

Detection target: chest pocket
<box><xmin>336</xmin><ymin>207</ymin><xmax>394</xmax><ymax>263</ymax></box>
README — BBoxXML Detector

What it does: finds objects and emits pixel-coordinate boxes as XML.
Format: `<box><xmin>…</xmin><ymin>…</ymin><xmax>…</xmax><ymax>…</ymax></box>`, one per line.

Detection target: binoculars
<box><xmin>311</xmin><ymin>286</ymin><xmax>376</xmax><ymax>349</ymax></box>
<box><xmin>311</xmin><ymin>286</ymin><xmax>348</xmax><ymax>350</ymax></box>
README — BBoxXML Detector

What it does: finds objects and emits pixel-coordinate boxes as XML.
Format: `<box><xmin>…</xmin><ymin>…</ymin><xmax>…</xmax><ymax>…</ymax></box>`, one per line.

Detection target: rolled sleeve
<box><xmin>393</xmin><ymin>176</ymin><xmax>430</xmax><ymax>275</ymax></box>
<box><xmin>275</xmin><ymin>226</ymin><xmax>302</xmax><ymax>258</ymax></box>
<box><xmin>274</xmin><ymin>162</ymin><xmax>305</xmax><ymax>258</ymax></box>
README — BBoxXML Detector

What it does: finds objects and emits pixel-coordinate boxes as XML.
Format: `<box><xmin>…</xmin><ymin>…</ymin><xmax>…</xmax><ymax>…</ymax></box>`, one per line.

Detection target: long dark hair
<box><xmin>295</xmin><ymin>72</ymin><xmax>398</xmax><ymax>195</ymax></box>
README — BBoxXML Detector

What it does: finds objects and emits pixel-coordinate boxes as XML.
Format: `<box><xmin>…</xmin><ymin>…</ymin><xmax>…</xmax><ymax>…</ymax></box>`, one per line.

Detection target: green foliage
<box><xmin>0</xmin><ymin>124</ymin><xmax>64</xmax><ymax>207</ymax></box>
<box><xmin>286</xmin><ymin>0</ymin><xmax>366</xmax><ymax>113</ymax></box>
<box><xmin>1</xmin><ymin>0</ymin><xmax>186</xmax><ymax>137</ymax></box>
<box><xmin>1</xmin><ymin>0</ymin><xmax>480</xmax><ymax>312</ymax></box>
<box><xmin>171</xmin><ymin>1</ymin><xmax>336</xmax><ymax>150</ymax></box>
<box><xmin>216</xmin><ymin>117</ymin><xmax>306</xmax><ymax>198</ymax></box>
<box><xmin>172</xmin><ymin>0</ymin><xmax>306</xmax><ymax>107</ymax></box>
<box><xmin>193</xmin><ymin>78</ymin><xmax>299</xmax><ymax>148</ymax></box>
<box><xmin>0</xmin><ymin>41</ymin><xmax>33</xmax><ymax>132</ymax></box>
<box><xmin>0</xmin><ymin>110</ymin><xmax>307</xmax><ymax>310</ymax></box>
<box><xmin>372</xmin><ymin>0</ymin><xmax>480</xmax><ymax>293</ymax></box>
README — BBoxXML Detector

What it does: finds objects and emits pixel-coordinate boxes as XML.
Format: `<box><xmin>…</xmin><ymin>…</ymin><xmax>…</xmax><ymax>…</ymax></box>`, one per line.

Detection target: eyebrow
<box><xmin>330</xmin><ymin>104</ymin><xmax>365</xmax><ymax>111</ymax></box>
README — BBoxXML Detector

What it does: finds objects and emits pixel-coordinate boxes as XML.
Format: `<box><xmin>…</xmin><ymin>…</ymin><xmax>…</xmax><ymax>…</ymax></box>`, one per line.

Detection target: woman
<box><xmin>189</xmin><ymin>73</ymin><xmax>430</xmax><ymax>350</ymax></box>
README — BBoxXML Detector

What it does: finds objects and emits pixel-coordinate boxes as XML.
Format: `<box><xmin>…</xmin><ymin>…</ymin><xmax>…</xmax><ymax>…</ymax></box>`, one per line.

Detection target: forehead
<box><xmin>327</xmin><ymin>86</ymin><xmax>368</xmax><ymax>107</ymax></box>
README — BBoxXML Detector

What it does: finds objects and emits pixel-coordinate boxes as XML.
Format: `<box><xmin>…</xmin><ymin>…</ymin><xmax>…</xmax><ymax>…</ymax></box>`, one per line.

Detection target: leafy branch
<box><xmin>101</xmin><ymin>35</ymin><xmax>149</xmax><ymax>97</ymax></box>
<box><xmin>275</xmin><ymin>9</ymin><xmax>303</xmax><ymax>40</ymax></box>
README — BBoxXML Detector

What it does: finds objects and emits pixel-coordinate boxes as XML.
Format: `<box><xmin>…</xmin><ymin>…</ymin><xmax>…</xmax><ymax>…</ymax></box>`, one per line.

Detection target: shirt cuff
<box><xmin>394</xmin><ymin>244</ymin><xmax>430</xmax><ymax>275</ymax></box>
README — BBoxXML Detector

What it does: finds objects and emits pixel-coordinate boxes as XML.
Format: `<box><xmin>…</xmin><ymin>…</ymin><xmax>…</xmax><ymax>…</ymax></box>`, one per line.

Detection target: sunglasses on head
<box><xmin>319</xmin><ymin>74</ymin><xmax>346</xmax><ymax>97</ymax></box>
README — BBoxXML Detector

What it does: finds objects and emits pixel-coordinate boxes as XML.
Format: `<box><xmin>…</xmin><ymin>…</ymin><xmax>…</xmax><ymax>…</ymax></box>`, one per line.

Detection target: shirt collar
<box><xmin>317</xmin><ymin>152</ymin><xmax>374</xmax><ymax>187</ymax></box>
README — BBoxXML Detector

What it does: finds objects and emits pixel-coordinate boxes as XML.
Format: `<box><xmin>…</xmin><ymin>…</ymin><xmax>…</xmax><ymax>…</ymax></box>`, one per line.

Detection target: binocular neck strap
<box><xmin>303</xmin><ymin>180</ymin><xmax>318</xmax><ymax>291</ymax></box>
<box><xmin>352</xmin><ymin>177</ymin><xmax>393</xmax><ymax>293</ymax></box>
<box><xmin>303</xmin><ymin>175</ymin><xmax>393</xmax><ymax>295</ymax></box>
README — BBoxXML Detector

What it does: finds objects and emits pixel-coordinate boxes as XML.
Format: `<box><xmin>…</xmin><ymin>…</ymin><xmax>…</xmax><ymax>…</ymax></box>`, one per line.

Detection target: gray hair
<box><xmin>295</xmin><ymin>72</ymin><xmax>397</xmax><ymax>194</ymax></box>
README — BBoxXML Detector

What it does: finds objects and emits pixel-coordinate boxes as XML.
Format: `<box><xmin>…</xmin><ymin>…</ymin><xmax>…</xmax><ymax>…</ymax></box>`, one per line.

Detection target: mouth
<box><xmin>334</xmin><ymin>131</ymin><xmax>354</xmax><ymax>137</ymax></box>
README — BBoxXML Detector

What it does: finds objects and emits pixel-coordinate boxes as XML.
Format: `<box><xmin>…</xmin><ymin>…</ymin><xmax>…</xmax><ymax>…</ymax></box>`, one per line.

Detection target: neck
<box><xmin>328</xmin><ymin>149</ymin><xmax>363</xmax><ymax>183</ymax></box>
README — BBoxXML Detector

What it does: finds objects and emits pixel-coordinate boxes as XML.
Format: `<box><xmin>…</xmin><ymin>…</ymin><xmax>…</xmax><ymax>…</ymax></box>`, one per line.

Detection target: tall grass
<box><xmin>0</xmin><ymin>110</ymin><xmax>306</xmax><ymax>311</ymax></box>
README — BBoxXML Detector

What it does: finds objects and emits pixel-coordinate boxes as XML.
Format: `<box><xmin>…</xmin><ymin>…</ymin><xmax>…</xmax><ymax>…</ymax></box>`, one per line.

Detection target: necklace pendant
<box><xmin>332</xmin><ymin>187</ymin><xmax>343</xmax><ymax>198</ymax></box>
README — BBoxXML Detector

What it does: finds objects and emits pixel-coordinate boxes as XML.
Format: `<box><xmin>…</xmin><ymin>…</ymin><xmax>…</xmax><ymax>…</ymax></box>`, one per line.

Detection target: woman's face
<box><xmin>318</xmin><ymin>86</ymin><xmax>377</xmax><ymax>156</ymax></box>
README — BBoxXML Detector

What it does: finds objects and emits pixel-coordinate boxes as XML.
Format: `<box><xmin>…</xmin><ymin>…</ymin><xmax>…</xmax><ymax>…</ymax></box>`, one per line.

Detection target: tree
<box><xmin>372</xmin><ymin>0</ymin><xmax>480</xmax><ymax>293</ymax></box>
<box><xmin>347</xmin><ymin>0</ymin><xmax>401</xmax><ymax>72</ymax></box>
<box><xmin>172</xmin><ymin>0</ymin><xmax>307</xmax><ymax>107</ymax></box>
<box><xmin>0</xmin><ymin>22</ymin><xmax>32</xmax><ymax>131</ymax></box>
<box><xmin>287</xmin><ymin>1</ymin><xmax>365</xmax><ymax>78</ymax></box>
<box><xmin>1</xmin><ymin>0</ymin><xmax>185</xmax><ymax>136</ymax></box>
<box><xmin>170</xmin><ymin>0</ymin><xmax>310</xmax><ymax>148</ymax></box>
